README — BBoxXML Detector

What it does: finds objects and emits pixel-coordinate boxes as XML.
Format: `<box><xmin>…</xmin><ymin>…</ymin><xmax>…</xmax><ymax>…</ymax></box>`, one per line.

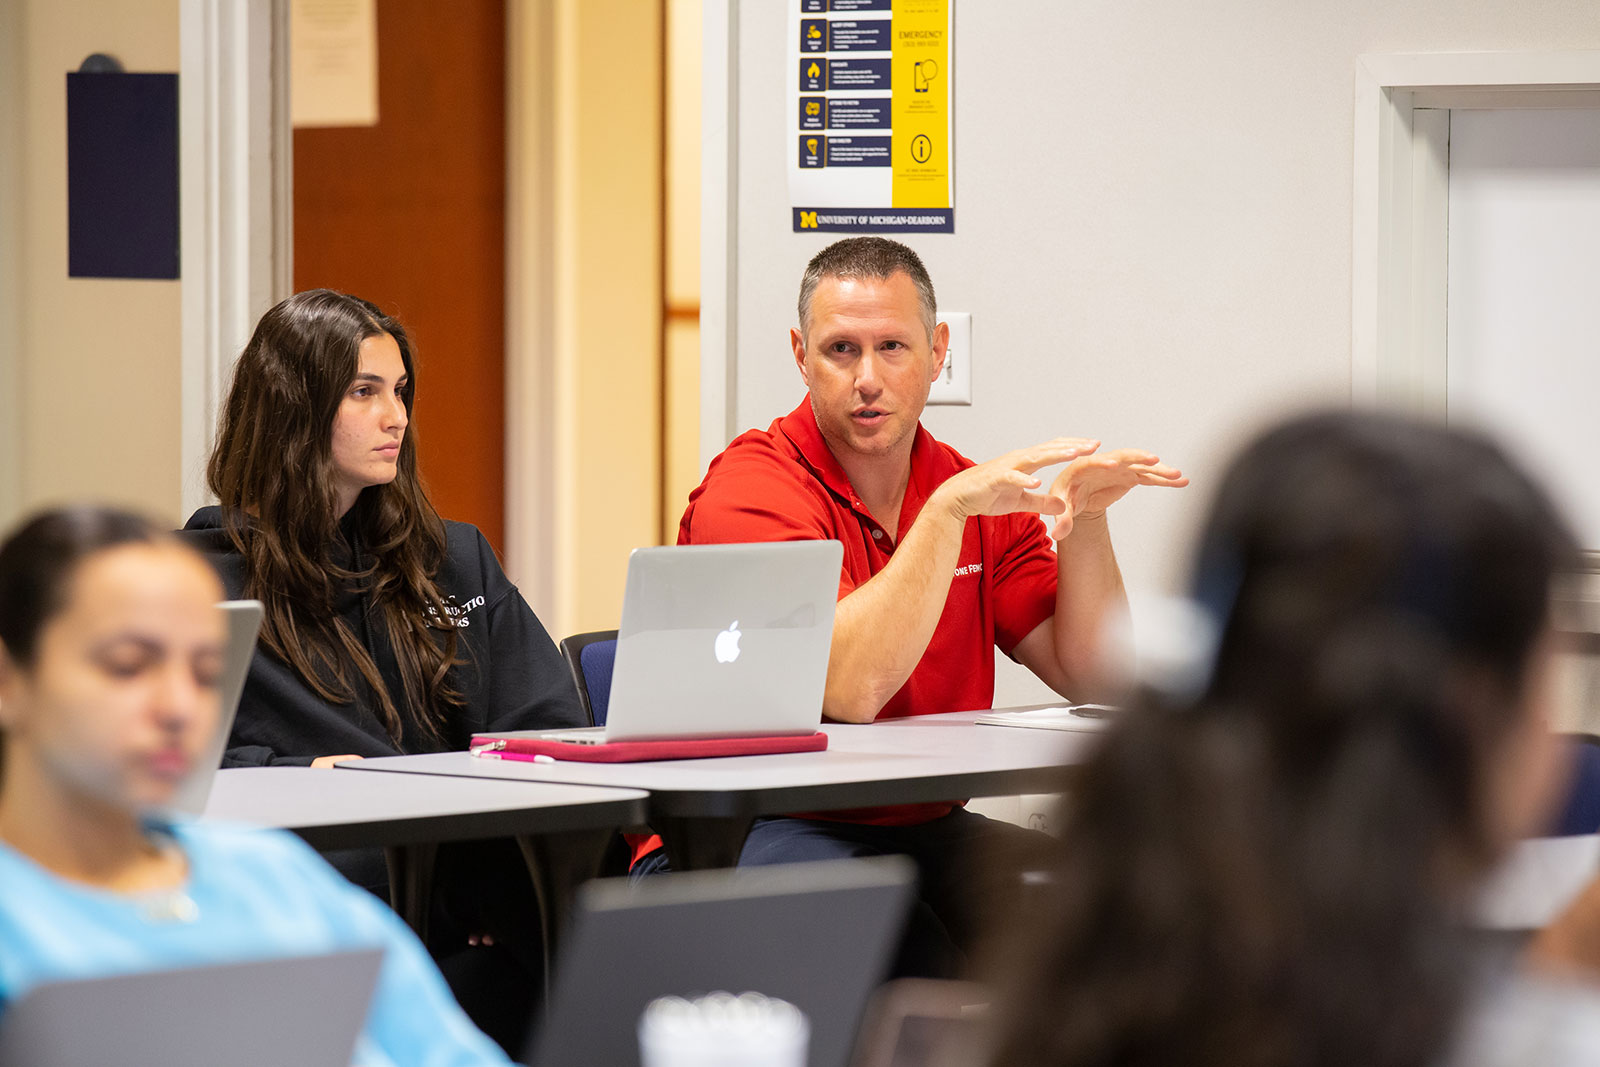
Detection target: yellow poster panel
<box><xmin>891</xmin><ymin>0</ymin><xmax>949</xmax><ymax>210</ymax></box>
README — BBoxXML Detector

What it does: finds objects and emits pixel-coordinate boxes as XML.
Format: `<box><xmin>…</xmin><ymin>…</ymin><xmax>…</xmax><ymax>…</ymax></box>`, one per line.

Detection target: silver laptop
<box><xmin>525</xmin><ymin>856</ymin><xmax>914</xmax><ymax>1067</ymax></box>
<box><xmin>168</xmin><ymin>600</ymin><xmax>263</xmax><ymax>814</ymax></box>
<box><xmin>537</xmin><ymin>541</ymin><xmax>843</xmax><ymax>744</ymax></box>
<box><xmin>0</xmin><ymin>949</ymin><xmax>382</xmax><ymax>1067</ymax></box>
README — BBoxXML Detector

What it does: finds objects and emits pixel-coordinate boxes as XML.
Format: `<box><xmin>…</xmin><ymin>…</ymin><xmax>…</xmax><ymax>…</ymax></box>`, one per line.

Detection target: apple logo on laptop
<box><xmin>714</xmin><ymin>620</ymin><xmax>742</xmax><ymax>663</ymax></box>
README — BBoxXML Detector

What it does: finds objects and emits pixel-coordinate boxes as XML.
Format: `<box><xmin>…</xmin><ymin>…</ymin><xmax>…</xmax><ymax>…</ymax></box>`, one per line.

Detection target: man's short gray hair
<box><xmin>797</xmin><ymin>237</ymin><xmax>937</xmax><ymax>341</ymax></box>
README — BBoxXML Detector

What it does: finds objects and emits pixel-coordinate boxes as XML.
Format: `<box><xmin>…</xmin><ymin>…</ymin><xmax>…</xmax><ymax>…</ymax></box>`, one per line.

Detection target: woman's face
<box><xmin>0</xmin><ymin>544</ymin><xmax>225</xmax><ymax>815</ymax></box>
<box><xmin>330</xmin><ymin>332</ymin><xmax>409</xmax><ymax>516</ymax></box>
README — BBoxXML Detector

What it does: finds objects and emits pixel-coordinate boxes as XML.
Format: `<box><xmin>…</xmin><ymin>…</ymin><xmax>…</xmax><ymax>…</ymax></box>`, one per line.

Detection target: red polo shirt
<box><xmin>679</xmin><ymin>396</ymin><xmax>1059</xmax><ymax>826</ymax></box>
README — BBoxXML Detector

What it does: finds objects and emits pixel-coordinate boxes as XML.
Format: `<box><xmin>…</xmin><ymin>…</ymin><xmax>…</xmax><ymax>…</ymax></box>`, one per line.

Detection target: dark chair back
<box><xmin>558</xmin><ymin>630</ymin><xmax>619</xmax><ymax>727</ymax></box>
<box><xmin>1550</xmin><ymin>733</ymin><xmax>1600</xmax><ymax>837</ymax></box>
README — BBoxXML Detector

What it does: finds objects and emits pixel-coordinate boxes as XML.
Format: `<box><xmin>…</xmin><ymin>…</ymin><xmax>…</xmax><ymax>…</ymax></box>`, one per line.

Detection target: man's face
<box><xmin>792</xmin><ymin>272</ymin><xmax>949</xmax><ymax>464</ymax></box>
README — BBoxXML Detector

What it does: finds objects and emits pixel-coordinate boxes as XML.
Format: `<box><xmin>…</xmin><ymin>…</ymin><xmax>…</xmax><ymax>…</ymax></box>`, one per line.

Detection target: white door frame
<box><xmin>699</xmin><ymin>0</ymin><xmax>738</xmax><ymax>469</ymax></box>
<box><xmin>178</xmin><ymin>0</ymin><xmax>293</xmax><ymax>516</ymax></box>
<box><xmin>1353</xmin><ymin>50</ymin><xmax>1600</xmax><ymax>413</ymax></box>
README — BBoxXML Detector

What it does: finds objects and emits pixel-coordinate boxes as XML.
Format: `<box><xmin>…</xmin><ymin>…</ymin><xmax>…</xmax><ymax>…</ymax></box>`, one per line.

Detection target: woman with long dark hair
<box><xmin>988</xmin><ymin>411</ymin><xmax>1596</xmax><ymax>1067</ymax></box>
<box><xmin>182</xmin><ymin>289</ymin><xmax>582</xmax><ymax>766</ymax></box>
<box><xmin>180</xmin><ymin>289</ymin><xmax>582</xmax><ymax>1050</ymax></box>
<box><xmin>0</xmin><ymin>507</ymin><xmax>511</xmax><ymax>1065</ymax></box>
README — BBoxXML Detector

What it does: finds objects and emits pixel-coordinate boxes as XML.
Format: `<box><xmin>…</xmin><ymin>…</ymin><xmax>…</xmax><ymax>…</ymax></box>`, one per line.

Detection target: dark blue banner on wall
<box><xmin>66</xmin><ymin>71</ymin><xmax>180</xmax><ymax>280</ymax></box>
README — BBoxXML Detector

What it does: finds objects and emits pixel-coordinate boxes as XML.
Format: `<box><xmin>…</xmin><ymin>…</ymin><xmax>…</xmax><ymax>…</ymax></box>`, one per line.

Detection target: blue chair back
<box><xmin>558</xmin><ymin>630</ymin><xmax>619</xmax><ymax>727</ymax></box>
<box><xmin>1550</xmin><ymin>735</ymin><xmax>1600</xmax><ymax>837</ymax></box>
<box><xmin>580</xmin><ymin>639</ymin><xmax>617</xmax><ymax>727</ymax></box>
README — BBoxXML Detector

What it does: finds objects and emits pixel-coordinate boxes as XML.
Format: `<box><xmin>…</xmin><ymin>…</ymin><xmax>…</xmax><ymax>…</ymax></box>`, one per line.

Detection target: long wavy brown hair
<box><xmin>207</xmin><ymin>289</ymin><xmax>461</xmax><ymax>746</ymax></box>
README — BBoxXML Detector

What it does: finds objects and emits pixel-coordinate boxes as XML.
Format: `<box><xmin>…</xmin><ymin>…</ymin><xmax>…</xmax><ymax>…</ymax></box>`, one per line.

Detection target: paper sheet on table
<box><xmin>973</xmin><ymin>705</ymin><xmax>1118</xmax><ymax>733</ymax></box>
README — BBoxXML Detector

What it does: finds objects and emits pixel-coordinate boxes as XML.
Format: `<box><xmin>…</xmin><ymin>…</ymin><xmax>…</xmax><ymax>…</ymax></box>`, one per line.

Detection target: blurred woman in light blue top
<box><xmin>0</xmin><ymin>507</ymin><xmax>510</xmax><ymax>1066</ymax></box>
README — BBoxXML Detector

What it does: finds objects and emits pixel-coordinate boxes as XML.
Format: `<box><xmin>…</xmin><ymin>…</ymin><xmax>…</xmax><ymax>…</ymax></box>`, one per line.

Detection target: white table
<box><xmin>203</xmin><ymin>766</ymin><xmax>647</xmax><ymax>848</ymax></box>
<box><xmin>203</xmin><ymin>766</ymin><xmax>649</xmax><ymax>963</ymax></box>
<box><xmin>344</xmin><ymin>708</ymin><xmax>1099</xmax><ymax>868</ymax></box>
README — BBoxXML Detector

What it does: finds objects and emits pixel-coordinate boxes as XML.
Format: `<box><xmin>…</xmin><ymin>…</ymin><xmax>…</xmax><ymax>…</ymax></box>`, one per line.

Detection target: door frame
<box><xmin>178</xmin><ymin>0</ymin><xmax>293</xmax><ymax>516</ymax></box>
<box><xmin>699</xmin><ymin>0</ymin><xmax>738</xmax><ymax>471</ymax></box>
<box><xmin>1352</xmin><ymin>50</ymin><xmax>1600</xmax><ymax>413</ymax></box>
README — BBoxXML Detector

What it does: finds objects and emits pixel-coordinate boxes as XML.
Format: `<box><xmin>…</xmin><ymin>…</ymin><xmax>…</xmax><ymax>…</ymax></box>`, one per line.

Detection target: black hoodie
<box><xmin>180</xmin><ymin>506</ymin><xmax>585</xmax><ymax>767</ymax></box>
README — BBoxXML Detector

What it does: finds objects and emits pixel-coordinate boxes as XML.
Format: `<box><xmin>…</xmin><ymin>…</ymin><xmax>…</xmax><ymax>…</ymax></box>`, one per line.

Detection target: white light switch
<box><xmin>927</xmin><ymin>311</ymin><xmax>971</xmax><ymax>405</ymax></box>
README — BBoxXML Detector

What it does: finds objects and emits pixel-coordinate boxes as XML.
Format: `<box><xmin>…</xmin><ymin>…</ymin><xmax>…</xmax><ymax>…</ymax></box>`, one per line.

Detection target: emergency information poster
<box><xmin>789</xmin><ymin>0</ymin><xmax>954</xmax><ymax>234</ymax></box>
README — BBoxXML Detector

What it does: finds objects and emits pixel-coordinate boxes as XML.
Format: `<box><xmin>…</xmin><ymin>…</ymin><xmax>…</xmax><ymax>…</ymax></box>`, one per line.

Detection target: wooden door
<box><xmin>293</xmin><ymin>0</ymin><xmax>507</xmax><ymax>550</ymax></box>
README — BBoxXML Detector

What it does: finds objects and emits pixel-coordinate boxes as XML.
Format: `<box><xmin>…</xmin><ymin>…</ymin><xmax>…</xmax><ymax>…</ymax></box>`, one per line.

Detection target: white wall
<box><xmin>1446</xmin><ymin>108</ymin><xmax>1600</xmax><ymax>551</ymax></box>
<box><xmin>715</xmin><ymin>0</ymin><xmax>1600</xmax><ymax>704</ymax></box>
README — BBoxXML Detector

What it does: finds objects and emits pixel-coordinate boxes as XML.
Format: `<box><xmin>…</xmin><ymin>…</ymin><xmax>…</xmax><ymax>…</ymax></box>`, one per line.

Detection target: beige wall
<box><xmin>550</xmin><ymin>0</ymin><xmax>665</xmax><ymax>635</ymax></box>
<box><xmin>723</xmin><ymin>0</ymin><xmax>1600</xmax><ymax>705</ymax></box>
<box><xmin>508</xmin><ymin>0</ymin><xmax>704</xmax><ymax>638</ymax></box>
<box><xmin>7</xmin><ymin>0</ymin><xmax>182</xmax><ymax>532</ymax></box>
<box><xmin>1</xmin><ymin>0</ymin><xmax>23</xmax><ymax>529</ymax></box>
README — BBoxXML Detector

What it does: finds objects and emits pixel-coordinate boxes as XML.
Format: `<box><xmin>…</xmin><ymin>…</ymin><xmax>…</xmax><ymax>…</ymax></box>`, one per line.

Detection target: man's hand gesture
<box><xmin>1046</xmin><ymin>449</ymin><xmax>1188</xmax><ymax>539</ymax></box>
<box><xmin>932</xmin><ymin>438</ymin><xmax>1100</xmax><ymax>523</ymax></box>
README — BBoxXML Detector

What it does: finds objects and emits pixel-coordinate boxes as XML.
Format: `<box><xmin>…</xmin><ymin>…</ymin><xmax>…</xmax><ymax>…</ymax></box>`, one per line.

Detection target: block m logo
<box><xmin>799</xmin><ymin>211</ymin><xmax>818</xmax><ymax>229</ymax></box>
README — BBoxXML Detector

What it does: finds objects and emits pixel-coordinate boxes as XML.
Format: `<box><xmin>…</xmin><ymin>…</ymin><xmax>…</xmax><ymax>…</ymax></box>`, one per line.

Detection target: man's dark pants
<box><xmin>737</xmin><ymin>807</ymin><xmax>1060</xmax><ymax>979</ymax></box>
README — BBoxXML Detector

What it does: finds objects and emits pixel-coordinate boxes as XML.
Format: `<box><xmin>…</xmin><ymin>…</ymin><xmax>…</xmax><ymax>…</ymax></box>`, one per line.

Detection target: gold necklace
<box><xmin>0</xmin><ymin>813</ymin><xmax>201</xmax><ymax>923</ymax></box>
<box><xmin>132</xmin><ymin>835</ymin><xmax>200</xmax><ymax>924</ymax></box>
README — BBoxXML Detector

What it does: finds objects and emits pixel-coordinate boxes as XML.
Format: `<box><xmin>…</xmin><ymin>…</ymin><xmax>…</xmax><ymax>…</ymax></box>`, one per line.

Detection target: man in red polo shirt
<box><xmin>674</xmin><ymin>237</ymin><xmax>1186</xmax><ymax>973</ymax></box>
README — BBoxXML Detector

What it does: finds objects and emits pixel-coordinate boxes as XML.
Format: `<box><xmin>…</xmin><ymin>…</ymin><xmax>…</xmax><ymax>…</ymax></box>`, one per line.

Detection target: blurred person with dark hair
<box><xmin>0</xmin><ymin>507</ymin><xmax>510</xmax><ymax>1065</ymax></box>
<box><xmin>179</xmin><ymin>290</ymin><xmax>582</xmax><ymax>1051</ymax></box>
<box><xmin>987</xmin><ymin>411</ymin><xmax>1600</xmax><ymax>1067</ymax></box>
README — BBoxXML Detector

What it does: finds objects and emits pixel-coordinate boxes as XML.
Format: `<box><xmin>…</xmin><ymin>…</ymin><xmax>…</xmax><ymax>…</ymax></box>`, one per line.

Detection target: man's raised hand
<box><xmin>1046</xmin><ymin>449</ymin><xmax>1188</xmax><ymax>540</ymax></box>
<box><xmin>932</xmin><ymin>438</ymin><xmax>1100</xmax><ymax>522</ymax></box>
